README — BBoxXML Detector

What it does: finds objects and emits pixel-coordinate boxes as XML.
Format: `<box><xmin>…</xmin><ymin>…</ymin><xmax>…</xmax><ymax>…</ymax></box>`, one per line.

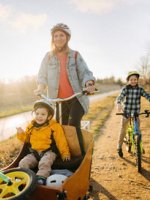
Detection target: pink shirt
<box><xmin>57</xmin><ymin>54</ymin><xmax>74</xmax><ymax>98</ymax></box>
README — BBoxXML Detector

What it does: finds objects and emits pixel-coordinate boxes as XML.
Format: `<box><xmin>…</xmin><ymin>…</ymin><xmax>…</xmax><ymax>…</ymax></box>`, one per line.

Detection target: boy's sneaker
<box><xmin>117</xmin><ymin>148</ymin><xmax>123</xmax><ymax>158</ymax></box>
<box><xmin>36</xmin><ymin>176</ymin><xmax>46</xmax><ymax>185</ymax></box>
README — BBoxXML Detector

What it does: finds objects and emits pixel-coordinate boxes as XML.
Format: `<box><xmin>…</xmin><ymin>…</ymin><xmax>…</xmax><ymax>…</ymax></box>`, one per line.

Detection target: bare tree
<box><xmin>138</xmin><ymin>53</ymin><xmax>150</xmax><ymax>87</ymax></box>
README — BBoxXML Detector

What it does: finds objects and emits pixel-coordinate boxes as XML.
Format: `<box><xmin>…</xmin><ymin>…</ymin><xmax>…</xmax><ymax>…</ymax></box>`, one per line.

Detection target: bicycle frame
<box><xmin>126</xmin><ymin>117</ymin><xmax>142</xmax><ymax>153</ymax></box>
<box><xmin>0</xmin><ymin>171</ymin><xmax>11</xmax><ymax>184</ymax></box>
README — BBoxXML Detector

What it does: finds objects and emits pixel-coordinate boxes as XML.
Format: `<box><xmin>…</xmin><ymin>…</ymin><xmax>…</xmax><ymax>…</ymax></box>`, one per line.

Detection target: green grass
<box><xmin>0</xmin><ymin>104</ymin><xmax>33</xmax><ymax>118</ymax></box>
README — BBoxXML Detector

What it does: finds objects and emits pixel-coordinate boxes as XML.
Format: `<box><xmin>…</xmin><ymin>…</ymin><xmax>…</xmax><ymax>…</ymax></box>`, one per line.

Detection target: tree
<box><xmin>138</xmin><ymin>53</ymin><xmax>150</xmax><ymax>87</ymax></box>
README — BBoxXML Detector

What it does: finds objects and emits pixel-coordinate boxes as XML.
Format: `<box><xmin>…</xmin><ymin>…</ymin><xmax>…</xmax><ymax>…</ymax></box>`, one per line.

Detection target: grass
<box><xmin>0</xmin><ymin>104</ymin><xmax>33</xmax><ymax>118</ymax></box>
<box><xmin>83</xmin><ymin>94</ymin><xmax>117</xmax><ymax>136</ymax></box>
<box><xmin>0</xmin><ymin>136</ymin><xmax>22</xmax><ymax>168</ymax></box>
<box><xmin>140</xmin><ymin>97</ymin><xmax>150</xmax><ymax>156</ymax></box>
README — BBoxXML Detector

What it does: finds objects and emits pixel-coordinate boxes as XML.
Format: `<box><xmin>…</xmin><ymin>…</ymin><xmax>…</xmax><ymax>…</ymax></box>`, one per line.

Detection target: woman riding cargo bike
<box><xmin>34</xmin><ymin>23</ymin><xmax>95</xmax><ymax>156</ymax></box>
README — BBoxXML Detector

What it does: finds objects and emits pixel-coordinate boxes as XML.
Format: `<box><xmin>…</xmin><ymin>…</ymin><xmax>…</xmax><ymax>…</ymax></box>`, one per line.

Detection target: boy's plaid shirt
<box><xmin>116</xmin><ymin>84</ymin><xmax>150</xmax><ymax>115</ymax></box>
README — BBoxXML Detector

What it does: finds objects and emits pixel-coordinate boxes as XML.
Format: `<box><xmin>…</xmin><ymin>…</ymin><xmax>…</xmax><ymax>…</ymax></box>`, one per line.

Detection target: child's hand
<box><xmin>16</xmin><ymin>127</ymin><xmax>24</xmax><ymax>134</ymax></box>
<box><xmin>117</xmin><ymin>104</ymin><xmax>123</xmax><ymax>112</ymax></box>
<box><xmin>63</xmin><ymin>156</ymin><xmax>70</xmax><ymax>162</ymax></box>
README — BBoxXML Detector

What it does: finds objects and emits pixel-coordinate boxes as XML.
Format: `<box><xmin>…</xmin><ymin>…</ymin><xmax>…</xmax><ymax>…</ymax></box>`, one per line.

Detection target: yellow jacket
<box><xmin>17</xmin><ymin>119</ymin><xmax>70</xmax><ymax>160</ymax></box>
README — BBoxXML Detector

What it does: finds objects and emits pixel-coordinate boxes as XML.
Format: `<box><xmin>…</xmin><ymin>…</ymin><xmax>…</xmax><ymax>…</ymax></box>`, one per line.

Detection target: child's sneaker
<box><xmin>117</xmin><ymin>148</ymin><xmax>123</xmax><ymax>158</ymax></box>
<box><xmin>36</xmin><ymin>176</ymin><xmax>46</xmax><ymax>185</ymax></box>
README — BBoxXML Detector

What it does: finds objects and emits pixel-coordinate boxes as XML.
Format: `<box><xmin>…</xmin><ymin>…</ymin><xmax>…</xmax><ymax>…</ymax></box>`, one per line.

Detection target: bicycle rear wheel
<box><xmin>135</xmin><ymin>135</ymin><xmax>142</xmax><ymax>173</ymax></box>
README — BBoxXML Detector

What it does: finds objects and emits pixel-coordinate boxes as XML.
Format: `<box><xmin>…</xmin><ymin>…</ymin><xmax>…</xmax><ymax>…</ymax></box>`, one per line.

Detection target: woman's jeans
<box><xmin>56</xmin><ymin>97</ymin><xmax>85</xmax><ymax>156</ymax></box>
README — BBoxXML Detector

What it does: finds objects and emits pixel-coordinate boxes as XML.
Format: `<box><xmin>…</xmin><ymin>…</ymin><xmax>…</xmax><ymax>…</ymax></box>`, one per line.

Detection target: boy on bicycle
<box><xmin>116</xmin><ymin>71</ymin><xmax>150</xmax><ymax>157</ymax></box>
<box><xmin>17</xmin><ymin>99</ymin><xmax>70</xmax><ymax>184</ymax></box>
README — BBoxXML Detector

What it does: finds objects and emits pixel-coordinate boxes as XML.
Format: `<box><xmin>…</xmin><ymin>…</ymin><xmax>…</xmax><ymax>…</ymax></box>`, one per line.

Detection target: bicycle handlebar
<box><xmin>116</xmin><ymin>110</ymin><xmax>150</xmax><ymax>118</ymax></box>
<box><xmin>38</xmin><ymin>90</ymin><xmax>99</xmax><ymax>103</ymax></box>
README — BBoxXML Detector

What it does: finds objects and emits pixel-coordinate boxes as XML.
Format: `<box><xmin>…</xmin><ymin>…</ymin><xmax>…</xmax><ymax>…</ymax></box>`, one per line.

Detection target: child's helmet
<box><xmin>51</xmin><ymin>23</ymin><xmax>71</xmax><ymax>36</ymax></box>
<box><xmin>46</xmin><ymin>174</ymin><xmax>68</xmax><ymax>186</ymax></box>
<box><xmin>126</xmin><ymin>71</ymin><xmax>140</xmax><ymax>81</ymax></box>
<box><xmin>34</xmin><ymin>99</ymin><xmax>54</xmax><ymax>117</ymax></box>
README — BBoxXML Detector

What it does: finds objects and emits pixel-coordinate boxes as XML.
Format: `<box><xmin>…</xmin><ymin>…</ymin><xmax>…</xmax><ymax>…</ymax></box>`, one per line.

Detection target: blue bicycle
<box><xmin>116</xmin><ymin>110</ymin><xmax>150</xmax><ymax>173</ymax></box>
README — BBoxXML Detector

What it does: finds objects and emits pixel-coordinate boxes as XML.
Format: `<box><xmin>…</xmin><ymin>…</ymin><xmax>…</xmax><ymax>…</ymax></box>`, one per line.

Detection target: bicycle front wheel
<box><xmin>0</xmin><ymin>168</ymin><xmax>37</xmax><ymax>200</ymax></box>
<box><xmin>135</xmin><ymin>135</ymin><xmax>142</xmax><ymax>173</ymax></box>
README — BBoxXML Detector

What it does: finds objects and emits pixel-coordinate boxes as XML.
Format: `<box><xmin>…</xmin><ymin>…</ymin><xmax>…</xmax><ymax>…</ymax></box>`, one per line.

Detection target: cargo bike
<box><xmin>0</xmin><ymin>91</ymin><xmax>96</xmax><ymax>200</ymax></box>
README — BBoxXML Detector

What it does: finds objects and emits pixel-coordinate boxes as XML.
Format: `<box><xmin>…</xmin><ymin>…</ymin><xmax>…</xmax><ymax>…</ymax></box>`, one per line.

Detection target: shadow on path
<box><xmin>90</xmin><ymin>178</ymin><xmax>118</xmax><ymax>200</ymax></box>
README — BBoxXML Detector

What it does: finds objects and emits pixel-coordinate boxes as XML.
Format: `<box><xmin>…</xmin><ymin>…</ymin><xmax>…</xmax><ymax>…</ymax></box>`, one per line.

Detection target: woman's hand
<box><xmin>85</xmin><ymin>80</ymin><xmax>95</xmax><ymax>94</ymax></box>
<box><xmin>34</xmin><ymin>84</ymin><xmax>46</xmax><ymax>96</ymax></box>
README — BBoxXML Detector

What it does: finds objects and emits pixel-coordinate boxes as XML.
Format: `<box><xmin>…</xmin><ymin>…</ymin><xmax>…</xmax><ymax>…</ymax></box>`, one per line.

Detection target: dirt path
<box><xmin>90</xmin><ymin>107</ymin><xmax>150</xmax><ymax>200</ymax></box>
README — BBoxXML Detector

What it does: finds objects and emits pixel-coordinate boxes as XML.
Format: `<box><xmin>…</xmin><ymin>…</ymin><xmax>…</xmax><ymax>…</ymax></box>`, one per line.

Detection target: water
<box><xmin>0</xmin><ymin>111</ymin><xmax>32</xmax><ymax>141</ymax></box>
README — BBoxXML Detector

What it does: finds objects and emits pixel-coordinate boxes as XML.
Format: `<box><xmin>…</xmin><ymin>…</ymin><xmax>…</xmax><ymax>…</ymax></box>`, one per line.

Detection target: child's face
<box><xmin>128</xmin><ymin>75</ymin><xmax>138</xmax><ymax>86</ymax></box>
<box><xmin>34</xmin><ymin>107</ymin><xmax>51</xmax><ymax>124</ymax></box>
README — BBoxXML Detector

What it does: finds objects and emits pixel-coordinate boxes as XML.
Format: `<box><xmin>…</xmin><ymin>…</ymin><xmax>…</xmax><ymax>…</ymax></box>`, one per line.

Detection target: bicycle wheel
<box><xmin>135</xmin><ymin>135</ymin><xmax>142</xmax><ymax>173</ymax></box>
<box><xmin>0</xmin><ymin>168</ymin><xmax>37</xmax><ymax>200</ymax></box>
<box><xmin>125</xmin><ymin>133</ymin><xmax>132</xmax><ymax>152</ymax></box>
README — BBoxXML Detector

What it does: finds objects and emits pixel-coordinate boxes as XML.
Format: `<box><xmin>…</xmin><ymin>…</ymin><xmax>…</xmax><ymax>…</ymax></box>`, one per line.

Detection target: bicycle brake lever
<box><xmin>144</xmin><ymin>109</ymin><xmax>150</xmax><ymax>118</ymax></box>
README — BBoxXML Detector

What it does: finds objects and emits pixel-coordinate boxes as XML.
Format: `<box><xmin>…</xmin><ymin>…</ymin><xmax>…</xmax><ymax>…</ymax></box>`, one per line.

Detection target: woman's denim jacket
<box><xmin>37</xmin><ymin>49</ymin><xmax>95</xmax><ymax>114</ymax></box>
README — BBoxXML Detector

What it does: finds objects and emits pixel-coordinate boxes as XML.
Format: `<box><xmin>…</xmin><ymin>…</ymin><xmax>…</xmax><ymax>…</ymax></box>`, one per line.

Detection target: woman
<box><xmin>35</xmin><ymin>23</ymin><xmax>95</xmax><ymax>156</ymax></box>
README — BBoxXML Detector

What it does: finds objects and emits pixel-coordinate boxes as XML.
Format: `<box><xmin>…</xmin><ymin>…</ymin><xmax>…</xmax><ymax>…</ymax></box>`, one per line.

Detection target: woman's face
<box><xmin>53</xmin><ymin>30</ymin><xmax>68</xmax><ymax>50</ymax></box>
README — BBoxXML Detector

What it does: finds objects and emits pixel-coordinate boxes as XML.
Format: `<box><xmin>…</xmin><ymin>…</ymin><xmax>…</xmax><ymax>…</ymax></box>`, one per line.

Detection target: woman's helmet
<box><xmin>34</xmin><ymin>99</ymin><xmax>54</xmax><ymax>117</ymax></box>
<box><xmin>46</xmin><ymin>174</ymin><xmax>68</xmax><ymax>187</ymax></box>
<box><xmin>51</xmin><ymin>23</ymin><xmax>71</xmax><ymax>36</ymax></box>
<box><xmin>126</xmin><ymin>71</ymin><xmax>140</xmax><ymax>81</ymax></box>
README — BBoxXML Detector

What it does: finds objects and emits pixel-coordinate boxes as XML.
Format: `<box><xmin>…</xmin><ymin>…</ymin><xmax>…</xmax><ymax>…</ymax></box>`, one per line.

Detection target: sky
<box><xmin>0</xmin><ymin>0</ymin><xmax>150</xmax><ymax>82</ymax></box>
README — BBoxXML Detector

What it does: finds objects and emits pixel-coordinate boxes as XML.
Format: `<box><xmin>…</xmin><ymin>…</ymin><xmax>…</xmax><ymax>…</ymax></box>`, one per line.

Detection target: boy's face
<box><xmin>128</xmin><ymin>75</ymin><xmax>138</xmax><ymax>86</ymax></box>
<box><xmin>34</xmin><ymin>107</ymin><xmax>51</xmax><ymax>124</ymax></box>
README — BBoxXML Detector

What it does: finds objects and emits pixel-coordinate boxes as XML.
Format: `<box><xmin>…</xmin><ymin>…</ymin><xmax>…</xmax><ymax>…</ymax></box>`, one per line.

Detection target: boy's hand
<box><xmin>62</xmin><ymin>157</ymin><xmax>70</xmax><ymax>162</ymax></box>
<box><xmin>117</xmin><ymin>104</ymin><xmax>123</xmax><ymax>112</ymax></box>
<box><xmin>16</xmin><ymin>127</ymin><xmax>24</xmax><ymax>134</ymax></box>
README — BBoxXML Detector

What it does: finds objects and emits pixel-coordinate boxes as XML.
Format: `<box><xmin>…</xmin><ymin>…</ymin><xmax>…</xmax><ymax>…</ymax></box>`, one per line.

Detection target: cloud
<box><xmin>69</xmin><ymin>0</ymin><xmax>120</xmax><ymax>14</ymax></box>
<box><xmin>9</xmin><ymin>13</ymin><xmax>47</xmax><ymax>32</ymax></box>
<box><xmin>69</xmin><ymin>0</ymin><xmax>150</xmax><ymax>14</ymax></box>
<box><xmin>0</xmin><ymin>3</ymin><xmax>12</xmax><ymax>19</ymax></box>
<box><xmin>0</xmin><ymin>3</ymin><xmax>47</xmax><ymax>33</ymax></box>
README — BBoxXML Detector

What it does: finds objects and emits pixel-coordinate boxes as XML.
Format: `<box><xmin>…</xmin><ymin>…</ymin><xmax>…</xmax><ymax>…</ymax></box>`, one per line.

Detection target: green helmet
<box><xmin>34</xmin><ymin>99</ymin><xmax>54</xmax><ymax>117</ymax></box>
<box><xmin>126</xmin><ymin>71</ymin><xmax>140</xmax><ymax>81</ymax></box>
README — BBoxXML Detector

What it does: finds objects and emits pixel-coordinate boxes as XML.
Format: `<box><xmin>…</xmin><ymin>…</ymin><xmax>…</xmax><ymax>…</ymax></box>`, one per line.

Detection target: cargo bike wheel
<box><xmin>0</xmin><ymin>168</ymin><xmax>37</xmax><ymax>200</ymax></box>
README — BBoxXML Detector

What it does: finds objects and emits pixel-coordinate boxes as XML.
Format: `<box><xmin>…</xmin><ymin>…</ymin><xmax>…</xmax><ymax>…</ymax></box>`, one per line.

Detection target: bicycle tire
<box><xmin>0</xmin><ymin>168</ymin><xmax>37</xmax><ymax>200</ymax></box>
<box><xmin>125</xmin><ymin>133</ymin><xmax>132</xmax><ymax>153</ymax></box>
<box><xmin>135</xmin><ymin>135</ymin><xmax>142</xmax><ymax>173</ymax></box>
